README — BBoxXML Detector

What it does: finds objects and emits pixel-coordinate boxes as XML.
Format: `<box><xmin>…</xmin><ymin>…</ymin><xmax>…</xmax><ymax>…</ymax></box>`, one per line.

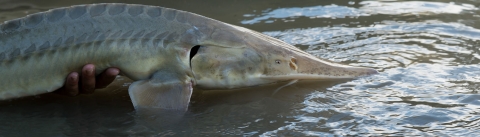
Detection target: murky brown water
<box><xmin>2</xmin><ymin>0</ymin><xmax>480</xmax><ymax>136</ymax></box>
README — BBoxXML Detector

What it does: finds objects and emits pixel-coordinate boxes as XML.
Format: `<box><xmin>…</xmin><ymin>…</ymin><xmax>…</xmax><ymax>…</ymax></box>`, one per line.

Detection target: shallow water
<box><xmin>1</xmin><ymin>0</ymin><xmax>480</xmax><ymax>136</ymax></box>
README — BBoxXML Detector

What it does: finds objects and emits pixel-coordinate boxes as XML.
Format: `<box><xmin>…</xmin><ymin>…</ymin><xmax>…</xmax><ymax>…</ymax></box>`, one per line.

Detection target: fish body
<box><xmin>0</xmin><ymin>3</ymin><xmax>377</xmax><ymax>110</ymax></box>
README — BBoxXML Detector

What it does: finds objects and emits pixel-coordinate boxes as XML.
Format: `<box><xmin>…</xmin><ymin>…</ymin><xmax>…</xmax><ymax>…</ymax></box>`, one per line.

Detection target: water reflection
<box><xmin>1</xmin><ymin>0</ymin><xmax>480</xmax><ymax>136</ymax></box>
<box><xmin>242</xmin><ymin>1</ymin><xmax>477</xmax><ymax>25</ymax></box>
<box><xmin>360</xmin><ymin>1</ymin><xmax>477</xmax><ymax>15</ymax></box>
<box><xmin>241</xmin><ymin>5</ymin><xmax>362</xmax><ymax>24</ymax></box>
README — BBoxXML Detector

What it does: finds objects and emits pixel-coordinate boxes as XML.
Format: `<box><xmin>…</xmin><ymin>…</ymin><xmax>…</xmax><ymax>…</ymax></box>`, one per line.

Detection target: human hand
<box><xmin>54</xmin><ymin>64</ymin><xmax>120</xmax><ymax>96</ymax></box>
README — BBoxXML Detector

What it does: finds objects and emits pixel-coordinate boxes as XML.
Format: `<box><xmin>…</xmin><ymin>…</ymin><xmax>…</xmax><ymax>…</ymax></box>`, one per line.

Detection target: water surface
<box><xmin>1</xmin><ymin>0</ymin><xmax>480</xmax><ymax>136</ymax></box>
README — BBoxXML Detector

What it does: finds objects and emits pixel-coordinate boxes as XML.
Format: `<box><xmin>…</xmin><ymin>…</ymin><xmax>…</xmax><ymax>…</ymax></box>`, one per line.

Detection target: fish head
<box><xmin>189</xmin><ymin>25</ymin><xmax>377</xmax><ymax>89</ymax></box>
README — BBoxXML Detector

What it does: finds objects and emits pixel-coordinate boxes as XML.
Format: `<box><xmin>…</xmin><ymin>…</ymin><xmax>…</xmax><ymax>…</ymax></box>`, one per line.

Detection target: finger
<box><xmin>96</xmin><ymin>68</ymin><xmax>120</xmax><ymax>89</ymax></box>
<box><xmin>55</xmin><ymin>72</ymin><xmax>80</xmax><ymax>96</ymax></box>
<box><xmin>81</xmin><ymin>64</ymin><xmax>96</xmax><ymax>94</ymax></box>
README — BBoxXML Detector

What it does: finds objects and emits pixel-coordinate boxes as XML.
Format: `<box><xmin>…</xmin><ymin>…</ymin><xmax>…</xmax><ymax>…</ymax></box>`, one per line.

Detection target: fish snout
<box><xmin>292</xmin><ymin>55</ymin><xmax>378</xmax><ymax>79</ymax></box>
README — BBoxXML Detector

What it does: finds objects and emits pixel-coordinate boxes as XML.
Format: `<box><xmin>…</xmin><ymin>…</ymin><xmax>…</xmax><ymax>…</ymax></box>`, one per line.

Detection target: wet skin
<box><xmin>0</xmin><ymin>4</ymin><xmax>376</xmax><ymax>110</ymax></box>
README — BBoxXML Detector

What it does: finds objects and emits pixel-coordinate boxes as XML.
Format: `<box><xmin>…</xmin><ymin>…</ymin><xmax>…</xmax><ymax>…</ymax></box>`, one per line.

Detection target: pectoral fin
<box><xmin>128</xmin><ymin>78</ymin><xmax>193</xmax><ymax>111</ymax></box>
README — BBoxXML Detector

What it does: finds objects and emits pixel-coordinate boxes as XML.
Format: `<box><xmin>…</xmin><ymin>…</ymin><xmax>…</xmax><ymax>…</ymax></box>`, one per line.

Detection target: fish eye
<box><xmin>275</xmin><ymin>60</ymin><xmax>281</xmax><ymax>64</ymax></box>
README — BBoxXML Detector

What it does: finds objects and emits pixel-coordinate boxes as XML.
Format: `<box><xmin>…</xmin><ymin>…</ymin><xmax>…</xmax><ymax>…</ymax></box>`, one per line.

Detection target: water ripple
<box><xmin>2</xmin><ymin>0</ymin><xmax>480</xmax><ymax>136</ymax></box>
<box><xmin>242</xmin><ymin>1</ymin><xmax>477</xmax><ymax>24</ymax></box>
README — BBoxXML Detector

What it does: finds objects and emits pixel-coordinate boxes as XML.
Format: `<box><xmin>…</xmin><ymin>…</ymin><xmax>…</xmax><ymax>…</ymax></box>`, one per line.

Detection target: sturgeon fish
<box><xmin>0</xmin><ymin>3</ymin><xmax>377</xmax><ymax>110</ymax></box>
